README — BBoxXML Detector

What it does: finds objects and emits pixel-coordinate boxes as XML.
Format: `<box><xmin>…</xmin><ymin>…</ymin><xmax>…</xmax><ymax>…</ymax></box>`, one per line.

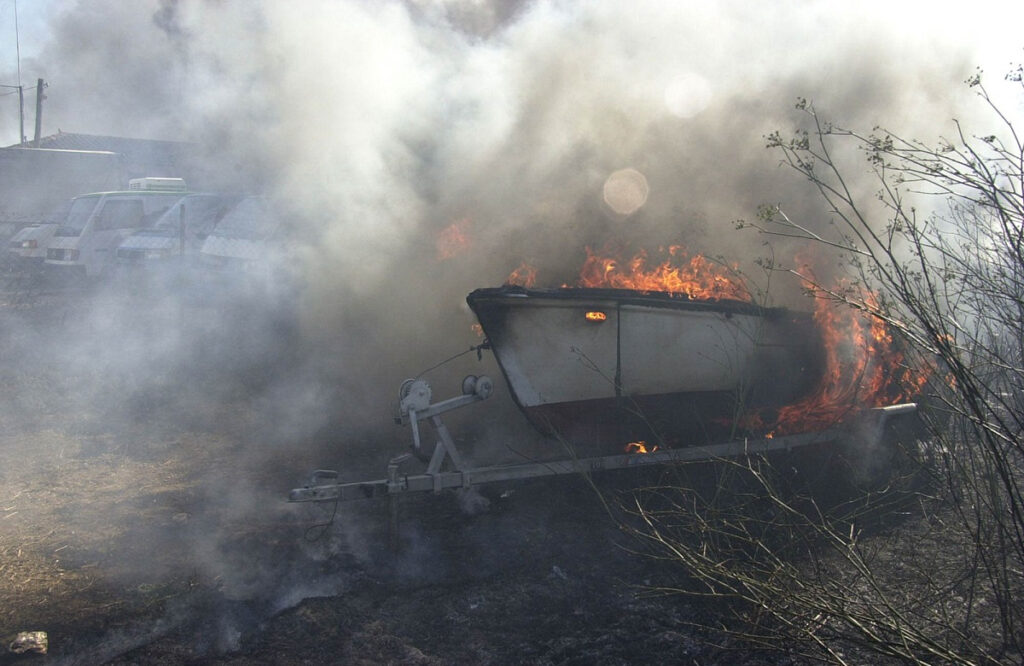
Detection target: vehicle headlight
<box><xmin>48</xmin><ymin>248</ymin><xmax>79</xmax><ymax>261</ymax></box>
<box><xmin>20</xmin><ymin>240</ymin><xmax>37</xmax><ymax>249</ymax></box>
<box><xmin>145</xmin><ymin>249</ymin><xmax>170</xmax><ymax>259</ymax></box>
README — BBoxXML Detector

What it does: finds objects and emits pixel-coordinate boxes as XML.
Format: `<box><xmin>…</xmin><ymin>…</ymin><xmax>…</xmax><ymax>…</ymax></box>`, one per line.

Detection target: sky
<box><xmin>0</xmin><ymin>0</ymin><xmax>58</xmax><ymax>139</ymax></box>
<box><xmin>0</xmin><ymin>0</ymin><xmax>58</xmax><ymax>64</ymax></box>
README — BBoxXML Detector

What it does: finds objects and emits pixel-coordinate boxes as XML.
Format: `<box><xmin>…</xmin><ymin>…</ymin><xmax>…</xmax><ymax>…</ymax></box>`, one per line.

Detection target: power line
<box><xmin>0</xmin><ymin>82</ymin><xmax>42</xmax><ymax>95</ymax></box>
<box><xmin>14</xmin><ymin>0</ymin><xmax>21</xmax><ymax>84</ymax></box>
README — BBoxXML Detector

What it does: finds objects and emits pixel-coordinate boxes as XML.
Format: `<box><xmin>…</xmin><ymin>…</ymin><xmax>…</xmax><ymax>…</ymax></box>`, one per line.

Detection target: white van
<box><xmin>45</xmin><ymin>178</ymin><xmax>190</xmax><ymax>277</ymax></box>
<box><xmin>115</xmin><ymin>193</ymin><xmax>238</xmax><ymax>270</ymax></box>
<box><xmin>199</xmin><ymin>196</ymin><xmax>281</xmax><ymax>272</ymax></box>
<box><xmin>6</xmin><ymin>200</ymin><xmax>71</xmax><ymax>270</ymax></box>
<box><xmin>200</xmin><ymin>196</ymin><xmax>301</xmax><ymax>306</ymax></box>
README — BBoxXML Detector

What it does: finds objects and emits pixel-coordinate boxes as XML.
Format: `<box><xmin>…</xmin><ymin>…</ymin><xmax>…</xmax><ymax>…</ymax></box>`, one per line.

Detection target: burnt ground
<box><xmin>0</xmin><ymin>264</ymin><xmax>893</xmax><ymax>665</ymax></box>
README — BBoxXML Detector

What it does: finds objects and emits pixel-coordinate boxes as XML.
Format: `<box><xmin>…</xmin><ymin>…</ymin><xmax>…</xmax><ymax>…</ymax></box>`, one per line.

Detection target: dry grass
<box><xmin>0</xmin><ymin>425</ymin><xmax>225</xmax><ymax>637</ymax></box>
<box><xmin>0</xmin><ymin>282</ymin><xmax>304</xmax><ymax>656</ymax></box>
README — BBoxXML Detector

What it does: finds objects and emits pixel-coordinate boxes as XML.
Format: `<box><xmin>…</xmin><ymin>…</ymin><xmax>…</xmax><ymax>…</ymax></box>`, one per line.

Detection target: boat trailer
<box><xmin>289</xmin><ymin>374</ymin><xmax>919</xmax><ymax>506</ymax></box>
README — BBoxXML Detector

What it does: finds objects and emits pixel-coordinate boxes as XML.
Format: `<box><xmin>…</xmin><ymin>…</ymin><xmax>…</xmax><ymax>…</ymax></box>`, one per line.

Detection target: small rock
<box><xmin>9</xmin><ymin>631</ymin><xmax>48</xmax><ymax>655</ymax></box>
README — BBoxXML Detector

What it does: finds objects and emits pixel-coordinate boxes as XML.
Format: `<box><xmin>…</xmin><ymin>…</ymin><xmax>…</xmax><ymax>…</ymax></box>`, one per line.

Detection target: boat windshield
<box><xmin>56</xmin><ymin>197</ymin><xmax>100</xmax><ymax>236</ymax></box>
<box><xmin>212</xmin><ymin>198</ymin><xmax>277</xmax><ymax>240</ymax></box>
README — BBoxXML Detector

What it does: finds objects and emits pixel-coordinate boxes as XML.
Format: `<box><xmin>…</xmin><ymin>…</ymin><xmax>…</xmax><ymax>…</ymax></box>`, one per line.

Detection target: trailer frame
<box><xmin>289</xmin><ymin>375</ymin><xmax>918</xmax><ymax>504</ymax></box>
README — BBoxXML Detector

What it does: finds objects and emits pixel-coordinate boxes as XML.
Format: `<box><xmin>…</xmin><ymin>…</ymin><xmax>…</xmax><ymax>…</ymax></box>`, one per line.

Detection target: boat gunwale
<box><xmin>467</xmin><ymin>285</ymin><xmax>797</xmax><ymax>318</ymax></box>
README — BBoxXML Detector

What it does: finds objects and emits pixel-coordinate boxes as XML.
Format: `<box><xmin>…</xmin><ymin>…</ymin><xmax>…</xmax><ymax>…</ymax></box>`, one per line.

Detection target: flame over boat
<box><xmin>467</xmin><ymin>245</ymin><xmax>929</xmax><ymax>448</ymax></box>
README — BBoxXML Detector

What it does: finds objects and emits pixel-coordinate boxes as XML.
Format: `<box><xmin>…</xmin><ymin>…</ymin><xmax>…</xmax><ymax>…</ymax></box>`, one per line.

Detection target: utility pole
<box><xmin>18</xmin><ymin>85</ymin><xmax>25</xmax><ymax>144</ymax></box>
<box><xmin>33</xmin><ymin>78</ymin><xmax>44</xmax><ymax>147</ymax></box>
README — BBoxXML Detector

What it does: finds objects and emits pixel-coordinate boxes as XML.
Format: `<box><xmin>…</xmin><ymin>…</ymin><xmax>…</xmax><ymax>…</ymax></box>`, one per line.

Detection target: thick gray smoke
<box><xmin>0</xmin><ymin>0</ymin><xmax>1020</xmax><ymax>658</ymax></box>
<box><xmin>44</xmin><ymin>0</ymin><xmax>996</xmax><ymax>414</ymax></box>
<box><xmin>6</xmin><ymin>3</ymin><xmax>1016</xmax><ymax>347</ymax></box>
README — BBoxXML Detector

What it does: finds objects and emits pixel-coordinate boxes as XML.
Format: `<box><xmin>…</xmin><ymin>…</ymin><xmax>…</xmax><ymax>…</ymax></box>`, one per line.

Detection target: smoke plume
<box><xmin>0</xmin><ymin>0</ymin><xmax>1020</xmax><ymax>658</ymax></box>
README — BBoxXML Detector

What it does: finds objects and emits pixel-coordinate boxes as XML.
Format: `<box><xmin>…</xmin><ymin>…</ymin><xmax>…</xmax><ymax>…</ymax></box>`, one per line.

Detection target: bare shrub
<box><xmin>630</xmin><ymin>68</ymin><xmax>1024</xmax><ymax>664</ymax></box>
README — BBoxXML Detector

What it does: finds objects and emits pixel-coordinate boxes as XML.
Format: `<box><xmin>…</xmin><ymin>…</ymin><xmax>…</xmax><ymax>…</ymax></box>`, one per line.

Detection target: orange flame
<box><xmin>625</xmin><ymin>441</ymin><xmax>658</xmax><ymax>454</ymax></box>
<box><xmin>436</xmin><ymin>218</ymin><xmax>472</xmax><ymax>260</ymax></box>
<box><xmin>505</xmin><ymin>262</ymin><xmax>538</xmax><ymax>287</ymax></box>
<box><xmin>576</xmin><ymin>245</ymin><xmax>751</xmax><ymax>302</ymax></box>
<box><xmin>750</xmin><ymin>284</ymin><xmax>931</xmax><ymax>435</ymax></box>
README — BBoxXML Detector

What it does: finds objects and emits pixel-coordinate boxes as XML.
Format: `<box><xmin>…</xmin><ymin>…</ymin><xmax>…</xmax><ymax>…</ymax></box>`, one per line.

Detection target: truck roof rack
<box><xmin>127</xmin><ymin>177</ymin><xmax>187</xmax><ymax>192</ymax></box>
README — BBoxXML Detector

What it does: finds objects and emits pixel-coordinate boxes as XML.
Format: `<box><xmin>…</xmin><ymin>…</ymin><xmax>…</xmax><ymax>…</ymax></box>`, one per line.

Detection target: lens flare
<box><xmin>602</xmin><ymin>168</ymin><xmax>649</xmax><ymax>215</ymax></box>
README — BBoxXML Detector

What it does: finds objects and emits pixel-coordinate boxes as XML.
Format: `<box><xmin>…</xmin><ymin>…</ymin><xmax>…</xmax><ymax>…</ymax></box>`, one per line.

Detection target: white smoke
<box><xmin>0</xmin><ymin>1</ymin><xmax>1021</xmax><ymax>657</ymax></box>
<box><xmin>1</xmin><ymin>0</ymin><xmax>1018</xmax><ymax>511</ymax></box>
<box><xmin>4</xmin><ymin>2</ymin><xmax>1017</xmax><ymax>298</ymax></box>
<box><xmin>2</xmin><ymin>0</ymin><xmax>1020</xmax><ymax>543</ymax></box>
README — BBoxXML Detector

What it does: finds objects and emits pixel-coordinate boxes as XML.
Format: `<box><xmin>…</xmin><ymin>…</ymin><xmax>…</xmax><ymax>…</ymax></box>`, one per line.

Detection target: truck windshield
<box><xmin>56</xmin><ymin>197</ymin><xmax>100</xmax><ymax>236</ymax></box>
<box><xmin>154</xmin><ymin>196</ymin><xmax>230</xmax><ymax>236</ymax></box>
<box><xmin>95</xmin><ymin>199</ymin><xmax>145</xmax><ymax>230</ymax></box>
<box><xmin>212</xmin><ymin>198</ymin><xmax>277</xmax><ymax>240</ymax></box>
<box><xmin>43</xmin><ymin>200</ymin><xmax>73</xmax><ymax>224</ymax></box>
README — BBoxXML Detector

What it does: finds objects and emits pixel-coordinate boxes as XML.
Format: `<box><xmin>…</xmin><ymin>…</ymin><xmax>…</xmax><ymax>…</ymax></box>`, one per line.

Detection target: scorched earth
<box><xmin>0</xmin><ymin>271</ymin><xmax>808</xmax><ymax>665</ymax></box>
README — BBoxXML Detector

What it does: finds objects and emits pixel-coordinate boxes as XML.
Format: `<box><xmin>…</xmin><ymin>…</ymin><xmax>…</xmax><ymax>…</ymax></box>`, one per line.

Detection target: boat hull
<box><xmin>467</xmin><ymin>286</ymin><xmax>823</xmax><ymax>447</ymax></box>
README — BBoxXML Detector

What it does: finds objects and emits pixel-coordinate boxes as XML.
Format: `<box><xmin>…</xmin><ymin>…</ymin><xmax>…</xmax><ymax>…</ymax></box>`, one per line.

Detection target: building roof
<box><xmin>6</xmin><ymin>130</ymin><xmax>191</xmax><ymax>153</ymax></box>
<box><xmin>5</xmin><ymin>131</ymin><xmax>199</xmax><ymax>182</ymax></box>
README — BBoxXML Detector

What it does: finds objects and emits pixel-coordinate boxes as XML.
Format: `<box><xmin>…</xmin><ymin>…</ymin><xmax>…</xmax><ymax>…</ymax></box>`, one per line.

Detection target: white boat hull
<box><xmin>467</xmin><ymin>287</ymin><xmax>822</xmax><ymax>445</ymax></box>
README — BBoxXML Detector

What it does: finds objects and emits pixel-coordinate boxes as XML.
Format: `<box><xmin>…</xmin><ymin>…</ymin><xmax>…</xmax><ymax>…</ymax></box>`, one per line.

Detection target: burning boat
<box><xmin>290</xmin><ymin>249</ymin><xmax>926</xmax><ymax>512</ymax></box>
<box><xmin>467</xmin><ymin>285</ymin><xmax>824</xmax><ymax>447</ymax></box>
